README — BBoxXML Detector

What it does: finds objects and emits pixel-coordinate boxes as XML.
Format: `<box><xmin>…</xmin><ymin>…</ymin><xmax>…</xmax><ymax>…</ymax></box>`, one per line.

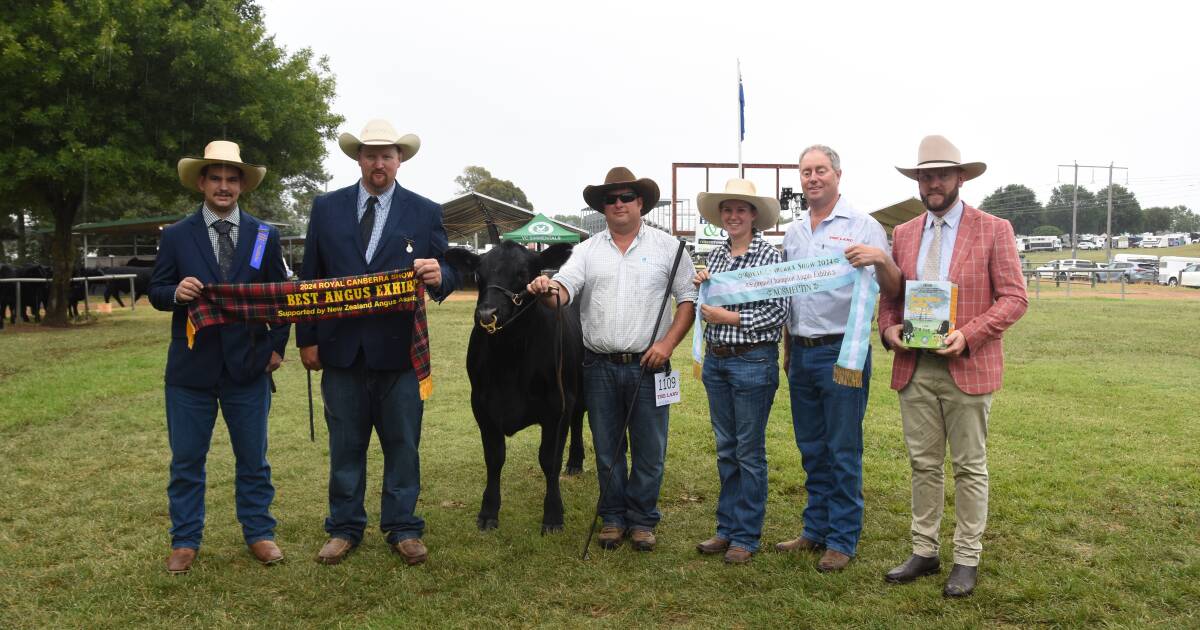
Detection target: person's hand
<box><xmin>843</xmin><ymin>244</ymin><xmax>890</xmax><ymax>269</ymax></box>
<box><xmin>174</xmin><ymin>277</ymin><xmax>203</xmax><ymax>303</ymax></box>
<box><xmin>414</xmin><ymin>258</ymin><xmax>441</xmax><ymax>288</ymax></box>
<box><xmin>265</xmin><ymin>351</ymin><xmax>283</xmax><ymax>373</ymax></box>
<box><xmin>641</xmin><ymin>339</ymin><xmax>673</xmax><ymax>370</ymax></box>
<box><xmin>299</xmin><ymin>345</ymin><xmax>322</xmax><ymax>371</ymax></box>
<box><xmin>699</xmin><ymin>304</ymin><xmax>738</xmax><ymax>326</ymax></box>
<box><xmin>526</xmin><ymin>275</ymin><xmax>558</xmax><ymax>295</ymax></box>
<box><xmin>693</xmin><ymin>269</ymin><xmax>711</xmax><ymax>287</ymax></box>
<box><xmin>934</xmin><ymin>330</ymin><xmax>967</xmax><ymax>357</ymax></box>
<box><xmin>882</xmin><ymin>324</ymin><xmax>911</xmax><ymax>352</ymax></box>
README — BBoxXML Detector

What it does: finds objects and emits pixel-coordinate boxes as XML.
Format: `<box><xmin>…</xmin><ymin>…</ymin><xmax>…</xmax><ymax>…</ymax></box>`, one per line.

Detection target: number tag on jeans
<box><xmin>654</xmin><ymin>370</ymin><xmax>681</xmax><ymax>407</ymax></box>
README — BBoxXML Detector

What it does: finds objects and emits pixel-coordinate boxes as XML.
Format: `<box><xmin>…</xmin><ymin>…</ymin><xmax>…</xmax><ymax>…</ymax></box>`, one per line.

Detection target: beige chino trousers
<box><xmin>898</xmin><ymin>354</ymin><xmax>992</xmax><ymax>566</ymax></box>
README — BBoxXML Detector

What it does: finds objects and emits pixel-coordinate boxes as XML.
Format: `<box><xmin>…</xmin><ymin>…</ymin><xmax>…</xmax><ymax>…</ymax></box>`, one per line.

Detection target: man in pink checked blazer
<box><xmin>877</xmin><ymin>135</ymin><xmax>1028</xmax><ymax>598</ymax></box>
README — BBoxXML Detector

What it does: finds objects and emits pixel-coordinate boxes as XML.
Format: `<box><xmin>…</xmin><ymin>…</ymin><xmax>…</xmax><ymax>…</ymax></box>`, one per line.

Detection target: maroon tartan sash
<box><xmin>186</xmin><ymin>268</ymin><xmax>433</xmax><ymax>399</ymax></box>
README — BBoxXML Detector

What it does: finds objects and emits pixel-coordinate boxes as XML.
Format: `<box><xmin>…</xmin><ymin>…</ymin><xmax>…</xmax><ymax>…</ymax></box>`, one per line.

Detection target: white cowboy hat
<box><xmin>338</xmin><ymin>119</ymin><xmax>421</xmax><ymax>162</ymax></box>
<box><xmin>696</xmin><ymin>178</ymin><xmax>781</xmax><ymax>230</ymax></box>
<box><xmin>177</xmin><ymin>140</ymin><xmax>267</xmax><ymax>192</ymax></box>
<box><xmin>895</xmin><ymin>135</ymin><xmax>987</xmax><ymax>181</ymax></box>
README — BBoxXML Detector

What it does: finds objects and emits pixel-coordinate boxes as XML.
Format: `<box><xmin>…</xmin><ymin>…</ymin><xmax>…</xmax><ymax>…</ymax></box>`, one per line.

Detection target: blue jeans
<box><xmin>702</xmin><ymin>344</ymin><xmax>779</xmax><ymax>552</ymax></box>
<box><xmin>583</xmin><ymin>352</ymin><xmax>670</xmax><ymax>531</ymax></box>
<box><xmin>321</xmin><ymin>355</ymin><xmax>424</xmax><ymax>544</ymax></box>
<box><xmin>787</xmin><ymin>340</ymin><xmax>870</xmax><ymax>557</ymax></box>
<box><xmin>165</xmin><ymin>372</ymin><xmax>275</xmax><ymax>549</ymax></box>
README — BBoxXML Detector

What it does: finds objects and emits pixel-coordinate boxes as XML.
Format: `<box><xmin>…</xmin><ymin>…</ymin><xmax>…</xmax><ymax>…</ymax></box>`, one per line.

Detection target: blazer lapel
<box><xmin>372</xmin><ymin>184</ymin><xmax>405</xmax><ymax>262</ymax></box>
<box><xmin>948</xmin><ymin>205</ymin><xmax>979</xmax><ymax>282</ymax></box>
<box><xmin>230</xmin><ymin>213</ymin><xmax>259</xmax><ymax>280</ymax></box>
<box><xmin>188</xmin><ymin>206</ymin><xmax>222</xmax><ymax>280</ymax></box>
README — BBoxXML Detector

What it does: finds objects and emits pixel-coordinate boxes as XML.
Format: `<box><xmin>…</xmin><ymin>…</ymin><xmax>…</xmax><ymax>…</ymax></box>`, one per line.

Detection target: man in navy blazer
<box><xmin>298</xmin><ymin>119</ymin><xmax>458</xmax><ymax>566</ymax></box>
<box><xmin>149</xmin><ymin>141</ymin><xmax>291</xmax><ymax>575</ymax></box>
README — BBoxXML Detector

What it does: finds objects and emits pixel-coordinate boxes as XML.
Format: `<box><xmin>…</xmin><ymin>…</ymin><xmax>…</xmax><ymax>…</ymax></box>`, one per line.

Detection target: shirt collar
<box><xmin>924</xmin><ymin>199</ymin><xmax>964</xmax><ymax>230</ymax></box>
<box><xmin>203</xmin><ymin>205</ymin><xmax>240</xmax><ymax>227</ymax></box>
<box><xmin>357</xmin><ymin>181</ymin><xmax>396</xmax><ymax>206</ymax></box>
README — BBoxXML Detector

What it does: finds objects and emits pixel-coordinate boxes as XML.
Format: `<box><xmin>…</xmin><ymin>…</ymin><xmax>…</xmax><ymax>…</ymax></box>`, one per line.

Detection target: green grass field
<box><xmin>1</xmin><ymin>296</ymin><xmax>1197</xmax><ymax>628</ymax></box>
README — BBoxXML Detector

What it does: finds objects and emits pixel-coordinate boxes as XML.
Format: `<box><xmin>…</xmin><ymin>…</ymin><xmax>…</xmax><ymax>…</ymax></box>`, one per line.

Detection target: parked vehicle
<box><xmin>1035</xmin><ymin>259</ymin><xmax>1101</xmax><ymax>280</ymax></box>
<box><xmin>1017</xmin><ymin>235</ymin><xmax>1061</xmax><ymax>252</ymax></box>
<box><xmin>1105</xmin><ymin>261</ymin><xmax>1156</xmax><ymax>283</ymax></box>
<box><xmin>1077</xmin><ymin>240</ymin><xmax>1101</xmax><ymax>250</ymax></box>
<box><xmin>1158</xmin><ymin>256</ymin><xmax>1200</xmax><ymax>286</ymax></box>
<box><xmin>1141</xmin><ymin>236</ymin><xmax>1165</xmax><ymax>248</ymax></box>
<box><xmin>1114</xmin><ymin>253</ymin><xmax>1159</xmax><ymax>269</ymax></box>
<box><xmin>1179</xmin><ymin>263</ymin><xmax>1200</xmax><ymax>289</ymax></box>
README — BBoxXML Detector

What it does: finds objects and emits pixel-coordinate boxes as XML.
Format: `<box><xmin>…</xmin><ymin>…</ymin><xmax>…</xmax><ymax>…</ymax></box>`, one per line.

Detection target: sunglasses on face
<box><xmin>604</xmin><ymin>192</ymin><xmax>639</xmax><ymax>205</ymax></box>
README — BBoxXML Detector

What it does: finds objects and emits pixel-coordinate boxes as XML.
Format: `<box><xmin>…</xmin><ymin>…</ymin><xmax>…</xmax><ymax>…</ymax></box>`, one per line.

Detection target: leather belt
<box><xmin>594</xmin><ymin>351</ymin><xmax>642</xmax><ymax>364</ymax></box>
<box><xmin>792</xmin><ymin>334</ymin><xmax>844</xmax><ymax>348</ymax></box>
<box><xmin>708</xmin><ymin>341</ymin><xmax>774</xmax><ymax>358</ymax></box>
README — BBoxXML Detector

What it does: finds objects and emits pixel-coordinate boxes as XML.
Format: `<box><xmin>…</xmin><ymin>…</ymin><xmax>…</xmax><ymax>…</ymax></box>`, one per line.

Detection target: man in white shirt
<box><xmin>528</xmin><ymin>167</ymin><xmax>696</xmax><ymax>552</ymax></box>
<box><xmin>774</xmin><ymin>145</ymin><xmax>899</xmax><ymax>572</ymax></box>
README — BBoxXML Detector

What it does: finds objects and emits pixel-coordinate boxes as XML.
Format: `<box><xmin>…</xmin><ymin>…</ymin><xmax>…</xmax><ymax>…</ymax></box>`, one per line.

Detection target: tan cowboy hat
<box><xmin>177</xmin><ymin>140</ymin><xmax>267</xmax><ymax>192</ymax></box>
<box><xmin>338</xmin><ymin>119</ymin><xmax>421</xmax><ymax>162</ymax></box>
<box><xmin>582</xmin><ymin>166</ymin><xmax>660</xmax><ymax>214</ymax></box>
<box><xmin>697</xmin><ymin>178</ymin><xmax>780</xmax><ymax>230</ymax></box>
<box><xmin>895</xmin><ymin>135</ymin><xmax>987</xmax><ymax>181</ymax></box>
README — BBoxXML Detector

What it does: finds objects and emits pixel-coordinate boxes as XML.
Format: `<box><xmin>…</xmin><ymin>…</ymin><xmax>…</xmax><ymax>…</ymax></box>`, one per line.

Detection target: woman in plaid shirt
<box><xmin>692</xmin><ymin>179</ymin><xmax>789</xmax><ymax>564</ymax></box>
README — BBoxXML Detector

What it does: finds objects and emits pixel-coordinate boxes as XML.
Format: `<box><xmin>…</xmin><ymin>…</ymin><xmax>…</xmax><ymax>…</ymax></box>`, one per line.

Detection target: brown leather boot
<box><xmin>315</xmin><ymin>537</ymin><xmax>356</xmax><ymax>565</ymax></box>
<box><xmin>696</xmin><ymin>536</ymin><xmax>730</xmax><ymax>555</ymax></box>
<box><xmin>816</xmin><ymin>549</ymin><xmax>852</xmax><ymax>572</ymax></box>
<box><xmin>166</xmin><ymin>547</ymin><xmax>196</xmax><ymax>575</ymax></box>
<box><xmin>773</xmin><ymin>535</ymin><xmax>824</xmax><ymax>553</ymax></box>
<box><xmin>248</xmin><ymin>540</ymin><xmax>284</xmax><ymax>565</ymax></box>
<box><xmin>392</xmin><ymin>538</ymin><xmax>428</xmax><ymax>566</ymax></box>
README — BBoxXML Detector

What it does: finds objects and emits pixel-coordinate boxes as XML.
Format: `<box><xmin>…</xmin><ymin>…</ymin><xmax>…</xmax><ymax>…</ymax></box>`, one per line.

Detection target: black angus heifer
<box><xmin>445</xmin><ymin>241</ymin><xmax>586</xmax><ymax>533</ymax></box>
<box><xmin>101</xmin><ymin>266</ymin><xmax>152</xmax><ymax>307</ymax></box>
<box><xmin>14</xmin><ymin>264</ymin><xmax>50</xmax><ymax>322</ymax></box>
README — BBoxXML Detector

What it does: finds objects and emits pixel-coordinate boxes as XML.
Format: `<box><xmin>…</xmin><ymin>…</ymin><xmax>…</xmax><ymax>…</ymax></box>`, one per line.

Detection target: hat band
<box><xmin>916</xmin><ymin>159</ymin><xmax>963</xmax><ymax>166</ymax></box>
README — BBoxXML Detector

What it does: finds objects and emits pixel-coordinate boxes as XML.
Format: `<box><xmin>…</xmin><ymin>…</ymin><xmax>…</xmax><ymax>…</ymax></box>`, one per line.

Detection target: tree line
<box><xmin>979</xmin><ymin>184</ymin><xmax>1199</xmax><ymax>237</ymax></box>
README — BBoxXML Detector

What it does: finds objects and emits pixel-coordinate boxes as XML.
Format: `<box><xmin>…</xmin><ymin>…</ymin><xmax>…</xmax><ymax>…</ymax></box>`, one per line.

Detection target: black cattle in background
<box><xmin>124</xmin><ymin>257</ymin><xmax>156</xmax><ymax>267</ymax></box>
<box><xmin>101</xmin><ymin>266</ymin><xmax>153</xmax><ymax>307</ymax></box>
<box><xmin>14</xmin><ymin>264</ymin><xmax>50</xmax><ymax>322</ymax></box>
<box><xmin>445</xmin><ymin>241</ymin><xmax>586</xmax><ymax>534</ymax></box>
<box><xmin>68</xmin><ymin>266</ymin><xmax>108</xmax><ymax>318</ymax></box>
<box><xmin>0</xmin><ymin>264</ymin><xmax>13</xmax><ymax>329</ymax></box>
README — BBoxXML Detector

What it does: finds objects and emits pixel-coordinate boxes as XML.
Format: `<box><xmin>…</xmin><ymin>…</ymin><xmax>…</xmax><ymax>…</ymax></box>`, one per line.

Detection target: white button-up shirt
<box><xmin>554</xmin><ymin>223</ymin><xmax>697</xmax><ymax>353</ymax></box>
<box><xmin>783</xmin><ymin>196</ymin><xmax>889</xmax><ymax>337</ymax></box>
<box><xmin>915</xmin><ymin>199</ymin><xmax>963</xmax><ymax>282</ymax></box>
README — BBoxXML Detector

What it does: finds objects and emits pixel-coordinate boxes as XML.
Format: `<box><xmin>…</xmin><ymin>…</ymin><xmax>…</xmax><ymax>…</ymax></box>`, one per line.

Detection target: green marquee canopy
<box><xmin>501</xmin><ymin>213</ymin><xmax>581</xmax><ymax>243</ymax></box>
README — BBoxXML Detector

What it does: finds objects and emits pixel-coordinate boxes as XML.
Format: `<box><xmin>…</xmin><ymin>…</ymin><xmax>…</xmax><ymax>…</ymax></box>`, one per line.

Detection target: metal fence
<box><xmin>0</xmin><ymin>274</ymin><xmax>139</xmax><ymax>321</ymax></box>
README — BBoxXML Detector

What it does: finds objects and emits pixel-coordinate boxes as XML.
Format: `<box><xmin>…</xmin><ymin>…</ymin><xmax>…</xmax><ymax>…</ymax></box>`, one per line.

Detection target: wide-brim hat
<box><xmin>338</xmin><ymin>119</ymin><xmax>420</xmax><ymax>162</ymax></box>
<box><xmin>582</xmin><ymin>166</ymin><xmax>660</xmax><ymax>214</ymax></box>
<box><xmin>696</xmin><ymin>178</ymin><xmax>780</xmax><ymax>230</ymax></box>
<box><xmin>177</xmin><ymin>140</ymin><xmax>266</xmax><ymax>192</ymax></box>
<box><xmin>895</xmin><ymin>135</ymin><xmax>987</xmax><ymax>181</ymax></box>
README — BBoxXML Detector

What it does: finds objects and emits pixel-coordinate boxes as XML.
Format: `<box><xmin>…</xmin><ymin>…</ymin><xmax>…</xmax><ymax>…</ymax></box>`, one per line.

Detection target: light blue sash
<box><xmin>694</xmin><ymin>254</ymin><xmax>879</xmax><ymax>387</ymax></box>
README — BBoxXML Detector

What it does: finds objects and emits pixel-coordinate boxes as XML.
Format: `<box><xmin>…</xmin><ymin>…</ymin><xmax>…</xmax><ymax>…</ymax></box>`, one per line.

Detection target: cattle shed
<box><xmin>74</xmin><ymin>215</ymin><xmax>291</xmax><ymax>267</ymax></box>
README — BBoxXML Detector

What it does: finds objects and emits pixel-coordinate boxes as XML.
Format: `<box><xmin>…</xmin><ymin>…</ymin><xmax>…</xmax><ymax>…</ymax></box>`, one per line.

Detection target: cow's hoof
<box><xmin>540</xmin><ymin>523</ymin><xmax>563</xmax><ymax>535</ymax></box>
<box><xmin>564</xmin><ymin>465</ymin><xmax>584</xmax><ymax>476</ymax></box>
<box><xmin>477</xmin><ymin>517</ymin><xmax>499</xmax><ymax>531</ymax></box>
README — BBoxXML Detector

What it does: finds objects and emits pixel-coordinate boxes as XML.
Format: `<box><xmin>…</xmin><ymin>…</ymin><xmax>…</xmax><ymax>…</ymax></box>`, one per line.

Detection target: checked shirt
<box><xmin>703</xmin><ymin>235</ymin><xmax>788</xmax><ymax>346</ymax></box>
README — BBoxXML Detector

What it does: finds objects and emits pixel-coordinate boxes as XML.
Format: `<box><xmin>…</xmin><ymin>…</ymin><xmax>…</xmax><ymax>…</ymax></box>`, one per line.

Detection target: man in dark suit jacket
<box><xmin>297</xmin><ymin>119</ymin><xmax>458</xmax><ymax>566</ymax></box>
<box><xmin>149</xmin><ymin>141</ymin><xmax>291</xmax><ymax>575</ymax></box>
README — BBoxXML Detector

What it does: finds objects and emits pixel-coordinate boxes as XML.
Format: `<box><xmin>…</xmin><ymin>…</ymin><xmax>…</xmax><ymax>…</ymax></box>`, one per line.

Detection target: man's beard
<box><xmin>921</xmin><ymin>186</ymin><xmax>960</xmax><ymax>213</ymax></box>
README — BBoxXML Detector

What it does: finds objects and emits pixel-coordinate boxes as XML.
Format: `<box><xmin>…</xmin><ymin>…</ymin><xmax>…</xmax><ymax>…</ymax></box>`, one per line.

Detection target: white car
<box><xmin>1077</xmin><ymin>241</ymin><xmax>1101</xmax><ymax>250</ymax></box>
<box><xmin>1179</xmin><ymin>263</ymin><xmax>1200</xmax><ymax>289</ymax></box>
<box><xmin>1035</xmin><ymin>259</ymin><xmax>1100</xmax><ymax>280</ymax></box>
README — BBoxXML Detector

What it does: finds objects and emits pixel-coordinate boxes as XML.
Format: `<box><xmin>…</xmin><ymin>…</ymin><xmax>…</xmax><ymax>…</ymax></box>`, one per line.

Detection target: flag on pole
<box><xmin>738</xmin><ymin>66</ymin><xmax>746</xmax><ymax>141</ymax></box>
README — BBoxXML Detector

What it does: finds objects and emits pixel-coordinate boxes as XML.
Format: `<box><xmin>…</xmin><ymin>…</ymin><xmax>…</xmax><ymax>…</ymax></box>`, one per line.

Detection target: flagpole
<box><xmin>737</xmin><ymin>58</ymin><xmax>744</xmax><ymax>177</ymax></box>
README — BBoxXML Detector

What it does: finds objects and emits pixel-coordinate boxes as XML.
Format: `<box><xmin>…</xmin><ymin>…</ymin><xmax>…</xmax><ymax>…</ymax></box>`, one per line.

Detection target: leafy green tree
<box><xmin>0</xmin><ymin>0</ymin><xmax>342</xmax><ymax>325</ymax></box>
<box><xmin>1032</xmin><ymin>225</ymin><xmax>1063</xmax><ymax>237</ymax></box>
<box><xmin>1043</xmin><ymin>185</ymin><xmax>1099</xmax><ymax>235</ymax></box>
<box><xmin>454</xmin><ymin>165</ymin><xmax>533</xmax><ymax>210</ymax></box>
<box><xmin>1142</xmin><ymin>207</ymin><xmax>1174</xmax><ymax>233</ymax></box>
<box><xmin>979</xmin><ymin>184</ymin><xmax>1042</xmax><ymax>235</ymax></box>
<box><xmin>1169</xmin><ymin>206</ymin><xmax>1200</xmax><ymax>232</ymax></box>
<box><xmin>1092</xmin><ymin>184</ymin><xmax>1142</xmax><ymax>234</ymax></box>
<box><xmin>551</xmin><ymin>214</ymin><xmax>582</xmax><ymax>228</ymax></box>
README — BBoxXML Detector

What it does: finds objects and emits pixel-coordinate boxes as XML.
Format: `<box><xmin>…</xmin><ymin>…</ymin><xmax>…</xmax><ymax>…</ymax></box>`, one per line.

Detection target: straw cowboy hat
<box><xmin>696</xmin><ymin>178</ymin><xmax>781</xmax><ymax>231</ymax></box>
<box><xmin>895</xmin><ymin>135</ymin><xmax>987</xmax><ymax>181</ymax></box>
<box><xmin>582</xmin><ymin>166</ymin><xmax>660</xmax><ymax>214</ymax></box>
<box><xmin>338</xmin><ymin>119</ymin><xmax>421</xmax><ymax>162</ymax></box>
<box><xmin>177</xmin><ymin>140</ymin><xmax>266</xmax><ymax>192</ymax></box>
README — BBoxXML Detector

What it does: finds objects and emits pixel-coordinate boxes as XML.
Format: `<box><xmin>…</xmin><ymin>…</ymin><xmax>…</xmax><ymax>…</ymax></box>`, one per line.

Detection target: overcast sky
<box><xmin>258</xmin><ymin>0</ymin><xmax>1200</xmax><ymax>227</ymax></box>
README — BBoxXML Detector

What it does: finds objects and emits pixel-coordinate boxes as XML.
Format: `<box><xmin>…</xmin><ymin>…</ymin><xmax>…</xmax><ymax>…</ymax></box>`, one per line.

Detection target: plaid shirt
<box><xmin>703</xmin><ymin>234</ymin><xmax>788</xmax><ymax>346</ymax></box>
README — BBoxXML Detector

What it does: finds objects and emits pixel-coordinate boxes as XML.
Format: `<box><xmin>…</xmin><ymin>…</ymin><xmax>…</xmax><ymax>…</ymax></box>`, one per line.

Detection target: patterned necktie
<box><xmin>360</xmin><ymin>196</ymin><xmax>378</xmax><ymax>258</ymax></box>
<box><xmin>921</xmin><ymin>216</ymin><xmax>945</xmax><ymax>281</ymax></box>
<box><xmin>212</xmin><ymin>219</ymin><xmax>235</xmax><ymax>281</ymax></box>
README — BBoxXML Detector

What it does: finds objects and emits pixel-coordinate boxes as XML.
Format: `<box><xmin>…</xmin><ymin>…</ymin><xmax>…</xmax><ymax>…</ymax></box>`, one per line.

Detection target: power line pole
<box><xmin>1058</xmin><ymin>161</ymin><xmax>1129</xmax><ymax>261</ymax></box>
